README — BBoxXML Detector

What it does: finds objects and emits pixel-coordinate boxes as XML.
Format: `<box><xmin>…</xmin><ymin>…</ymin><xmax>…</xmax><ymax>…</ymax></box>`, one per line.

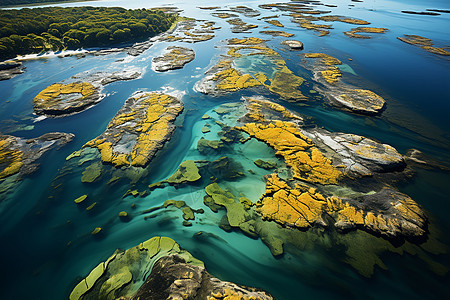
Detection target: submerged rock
<box><xmin>69</xmin><ymin>236</ymin><xmax>273</xmax><ymax>300</ymax></box>
<box><xmin>152</xmin><ymin>46</ymin><xmax>195</xmax><ymax>72</ymax></box>
<box><xmin>0</xmin><ymin>132</ymin><xmax>74</xmax><ymax>180</ymax></box>
<box><xmin>254</xmin><ymin>159</ymin><xmax>277</xmax><ymax>169</ymax></box>
<box><xmin>166</xmin><ymin>160</ymin><xmax>201</xmax><ymax>184</ymax></box>
<box><xmin>85</xmin><ymin>92</ymin><xmax>183</xmax><ymax>168</ymax></box>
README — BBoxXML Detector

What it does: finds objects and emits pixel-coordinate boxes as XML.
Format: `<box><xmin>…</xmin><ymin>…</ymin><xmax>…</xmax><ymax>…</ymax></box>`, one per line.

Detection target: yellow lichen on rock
<box><xmin>320</xmin><ymin>66</ymin><xmax>342</xmax><ymax>84</ymax></box>
<box><xmin>344</xmin><ymin>27</ymin><xmax>388</xmax><ymax>39</ymax></box>
<box><xmin>336</xmin><ymin>89</ymin><xmax>385</xmax><ymax>114</ymax></box>
<box><xmin>238</xmin><ymin>121</ymin><xmax>341</xmax><ymax>184</ymax></box>
<box><xmin>228</xmin><ymin>37</ymin><xmax>266</xmax><ymax>45</ymax></box>
<box><xmin>304</xmin><ymin>53</ymin><xmax>342</xmax><ymax>66</ymax></box>
<box><xmin>265</xmin><ymin>19</ymin><xmax>284</xmax><ymax>27</ymax></box>
<box><xmin>218</xmin><ymin>39</ymin><xmax>305</xmax><ymax>100</ymax></box>
<box><xmin>0</xmin><ymin>136</ymin><xmax>23</xmax><ymax>179</ymax></box>
<box><xmin>212</xmin><ymin>64</ymin><xmax>263</xmax><ymax>91</ymax></box>
<box><xmin>85</xmin><ymin>93</ymin><xmax>183</xmax><ymax>168</ymax></box>
<box><xmin>33</xmin><ymin>82</ymin><xmax>97</xmax><ymax>115</ymax></box>
<box><xmin>257</xmin><ymin>173</ymin><xmax>328</xmax><ymax>228</ymax></box>
<box><xmin>244</xmin><ymin>98</ymin><xmax>303</xmax><ymax>122</ymax></box>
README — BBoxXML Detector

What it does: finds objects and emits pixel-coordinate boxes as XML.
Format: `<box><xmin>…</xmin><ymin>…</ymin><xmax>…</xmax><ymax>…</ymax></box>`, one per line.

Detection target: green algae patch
<box><xmin>167</xmin><ymin>160</ymin><xmax>201</xmax><ymax>184</ymax></box>
<box><xmin>205</xmin><ymin>183</ymin><xmax>249</xmax><ymax>227</ymax></box>
<box><xmin>182</xmin><ymin>207</ymin><xmax>195</xmax><ymax>220</ymax></box>
<box><xmin>81</xmin><ymin>162</ymin><xmax>102</xmax><ymax>183</ymax></box>
<box><xmin>164</xmin><ymin>199</ymin><xmax>186</xmax><ymax>209</ymax></box>
<box><xmin>91</xmin><ymin>227</ymin><xmax>102</xmax><ymax>235</ymax></box>
<box><xmin>74</xmin><ymin>194</ymin><xmax>88</xmax><ymax>204</ymax></box>
<box><xmin>86</xmin><ymin>202</ymin><xmax>97</xmax><ymax>211</ymax></box>
<box><xmin>254</xmin><ymin>159</ymin><xmax>277</xmax><ymax>169</ymax></box>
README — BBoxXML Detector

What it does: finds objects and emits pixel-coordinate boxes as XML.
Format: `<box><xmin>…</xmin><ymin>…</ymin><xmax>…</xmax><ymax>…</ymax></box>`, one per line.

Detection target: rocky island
<box><xmin>85</xmin><ymin>92</ymin><xmax>183</xmax><ymax>167</ymax></box>
<box><xmin>32</xmin><ymin>70</ymin><xmax>141</xmax><ymax>117</ymax></box>
<box><xmin>152</xmin><ymin>46</ymin><xmax>195</xmax><ymax>71</ymax></box>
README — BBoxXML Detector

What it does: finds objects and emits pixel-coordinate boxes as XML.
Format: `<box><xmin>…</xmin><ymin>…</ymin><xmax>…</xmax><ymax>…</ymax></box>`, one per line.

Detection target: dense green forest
<box><xmin>0</xmin><ymin>0</ymin><xmax>88</xmax><ymax>7</ymax></box>
<box><xmin>0</xmin><ymin>6</ymin><xmax>177</xmax><ymax>60</ymax></box>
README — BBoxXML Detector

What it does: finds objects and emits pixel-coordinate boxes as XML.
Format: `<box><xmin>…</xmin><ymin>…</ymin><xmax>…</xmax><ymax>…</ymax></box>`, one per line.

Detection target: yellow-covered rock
<box><xmin>238</xmin><ymin>121</ymin><xmax>341</xmax><ymax>184</ymax></box>
<box><xmin>85</xmin><ymin>93</ymin><xmax>183</xmax><ymax>168</ymax></box>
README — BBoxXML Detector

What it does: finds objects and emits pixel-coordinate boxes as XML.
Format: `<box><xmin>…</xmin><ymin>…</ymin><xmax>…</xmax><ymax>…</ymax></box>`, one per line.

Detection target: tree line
<box><xmin>0</xmin><ymin>0</ymin><xmax>85</xmax><ymax>7</ymax></box>
<box><xmin>0</xmin><ymin>6</ymin><xmax>177</xmax><ymax>60</ymax></box>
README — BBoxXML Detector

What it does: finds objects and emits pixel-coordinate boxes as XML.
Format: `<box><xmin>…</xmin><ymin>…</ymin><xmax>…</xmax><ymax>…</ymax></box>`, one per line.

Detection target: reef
<box><xmin>304</xmin><ymin>53</ymin><xmax>386</xmax><ymax>114</ymax></box>
<box><xmin>0</xmin><ymin>132</ymin><xmax>74</xmax><ymax>180</ymax></box>
<box><xmin>152</xmin><ymin>46</ymin><xmax>195</xmax><ymax>72</ymax></box>
<box><xmin>33</xmin><ymin>70</ymin><xmax>140</xmax><ymax>117</ymax></box>
<box><xmin>69</xmin><ymin>236</ymin><xmax>273</xmax><ymax>300</ymax></box>
<box><xmin>344</xmin><ymin>27</ymin><xmax>388</xmax><ymax>39</ymax></box>
<box><xmin>397</xmin><ymin>35</ymin><xmax>450</xmax><ymax>56</ymax></box>
<box><xmin>84</xmin><ymin>92</ymin><xmax>183</xmax><ymax>168</ymax></box>
<box><xmin>0</xmin><ymin>60</ymin><xmax>24</xmax><ymax>81</ymax></box>
<box><xmin>195</xmin><ymin>37</ymin><xmax>306</xmax><ymax>101</ymax></box>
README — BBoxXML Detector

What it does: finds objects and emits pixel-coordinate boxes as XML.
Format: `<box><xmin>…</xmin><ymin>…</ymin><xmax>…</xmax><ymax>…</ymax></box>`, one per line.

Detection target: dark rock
<box><xmin>132</xmin><ymin>255</ymin><xmax>273</xmax><ymax>300</ymax></box>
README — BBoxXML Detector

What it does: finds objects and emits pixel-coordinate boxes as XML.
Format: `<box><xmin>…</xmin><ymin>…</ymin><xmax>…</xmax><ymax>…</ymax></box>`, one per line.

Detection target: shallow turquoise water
<box><xmin>0</xmin><ymin>0</ymin><xmax>449</xmax><ymax>299</ymax></box>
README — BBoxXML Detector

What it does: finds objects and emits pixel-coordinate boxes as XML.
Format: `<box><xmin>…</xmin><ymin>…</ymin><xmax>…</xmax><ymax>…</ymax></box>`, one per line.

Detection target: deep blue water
<box><xmin>0</xmin><ymin>0</ymin><xmax>449</xmax><ymax>299</ymax></box>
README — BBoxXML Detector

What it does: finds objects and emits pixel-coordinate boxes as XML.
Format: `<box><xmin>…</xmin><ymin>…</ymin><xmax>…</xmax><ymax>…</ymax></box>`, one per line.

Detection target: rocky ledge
<box><xmin>84</xmin><ymin>92</ymin><xmax>183</xmax><ymax>168</ymax></box>
<box><xmin>152</xmin><ymin>46</ymin><xmax>195</xmax><ymax>72</ymax></box>
<box><xmin>69</xmin><ymin>236</ymin><xmax>273</xmax><ymax>300</ymax></box>
<box><xmin>33</xmin><ymin>70</ymin><xmax>140</xmax><ymax>117</ymax></box>
<box><xmin>195</xmin><ymin>37</ymin><xmax>306</xmax><ymax>101</ymax></box>
<box><xmin>0</xmin><ymin>61</ymin><xmax>25</xmax><ymax>81</ymax></box>
<box><xmin>0</xmin><ymin>132</ymin><xmax>74</xmax><ymax>180</ymax></box>
<box><xmin>304</xmin><ymin>53</ymin><xmax>386</xmax><ymax>114</ymax></box>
